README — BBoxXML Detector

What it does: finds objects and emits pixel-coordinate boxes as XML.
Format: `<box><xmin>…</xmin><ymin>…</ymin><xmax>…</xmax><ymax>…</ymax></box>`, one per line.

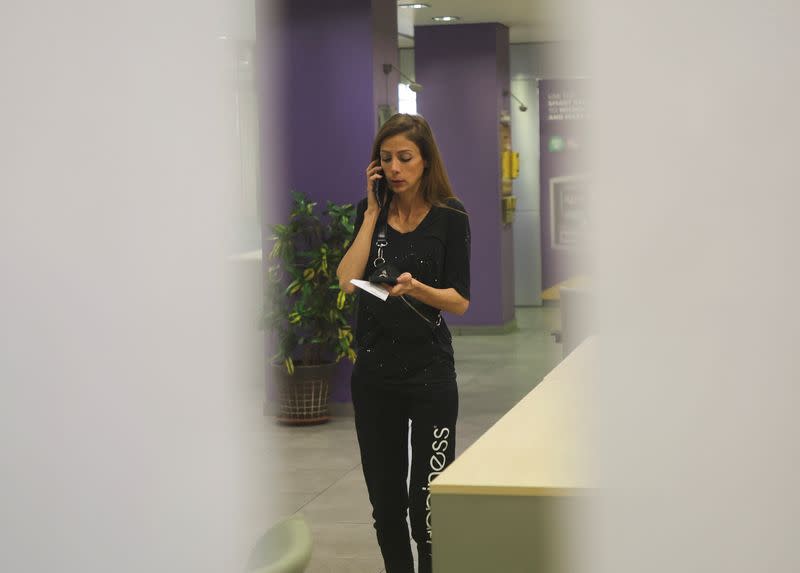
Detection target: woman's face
<box><xmin>379</xmin><ymin>134</ymin><xmax>427</xmax><ymax>196</ymax></box>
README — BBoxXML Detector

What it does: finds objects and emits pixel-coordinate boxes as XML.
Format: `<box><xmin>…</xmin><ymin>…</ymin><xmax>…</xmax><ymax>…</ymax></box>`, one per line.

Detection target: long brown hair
<box><xmin>371</xmin><ymin>113</ymin><xmax>458</xmax><ymax>209</ymax></box>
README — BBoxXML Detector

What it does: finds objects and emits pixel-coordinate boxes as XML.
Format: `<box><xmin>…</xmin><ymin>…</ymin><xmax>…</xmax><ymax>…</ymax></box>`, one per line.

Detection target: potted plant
<box><xmin>264</xmin><ymin>191</ymin><xmax>357</xmax><ymax>424</ymax></box>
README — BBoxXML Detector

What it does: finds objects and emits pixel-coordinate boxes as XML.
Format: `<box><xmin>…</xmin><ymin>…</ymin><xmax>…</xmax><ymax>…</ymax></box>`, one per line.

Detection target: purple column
<box><xmin>415</xmin><ymin>23</ymin><xmax>515</xmax><ymax>328</ymax></box>
<box><xmin>268</xmin><ymin>0</ymin><xmax>398</xmax><ymax>217</ymax></box>
<box><xmin>257</xmin><ymin>0</ymin><xmax>398</xmax><ymax>404</ymax></box>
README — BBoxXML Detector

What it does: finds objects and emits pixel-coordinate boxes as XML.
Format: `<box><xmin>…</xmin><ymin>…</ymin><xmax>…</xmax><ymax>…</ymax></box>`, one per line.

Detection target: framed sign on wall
<box><xmin>549</xmin><ymin>174</ymin><xmax>589</xmax><ymax>250</ymax></box>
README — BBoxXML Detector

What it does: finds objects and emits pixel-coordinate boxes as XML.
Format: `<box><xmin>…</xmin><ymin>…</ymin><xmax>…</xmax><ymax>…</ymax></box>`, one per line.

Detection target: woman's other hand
<box><xmin>387</xmin><ymin>272</ymin><xmax>416</xmax><ymax>297</ymax></box>
<box><xmin>386</xmin><ymin>274</ymin><xmax>469</xmax><ymax>315</ymax></box>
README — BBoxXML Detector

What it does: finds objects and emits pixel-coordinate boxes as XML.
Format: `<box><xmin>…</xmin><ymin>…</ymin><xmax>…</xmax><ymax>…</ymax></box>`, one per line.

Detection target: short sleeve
<box><xmin>443</xmin><ymin>198</ymin><xmax>471</xmax><ymax>300</ymax></box>
<box><xmin>351</xmin><ymin>198</ymin><xmax>368</xmax><ymax>244</ymax></box>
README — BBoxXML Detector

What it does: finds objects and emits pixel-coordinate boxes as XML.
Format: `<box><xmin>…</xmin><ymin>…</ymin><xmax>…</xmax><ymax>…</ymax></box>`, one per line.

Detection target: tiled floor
<box><xmin>244</xmin><ymin>307</ymin><xmax>562</xmax><ymax>573</ymax></box>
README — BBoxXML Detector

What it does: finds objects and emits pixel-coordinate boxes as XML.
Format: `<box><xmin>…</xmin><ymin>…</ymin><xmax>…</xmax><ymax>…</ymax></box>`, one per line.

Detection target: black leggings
<box><xmin>352</xmin><ymin>376</ymin><xmax>458</xmax><ymax>573</ymax></box>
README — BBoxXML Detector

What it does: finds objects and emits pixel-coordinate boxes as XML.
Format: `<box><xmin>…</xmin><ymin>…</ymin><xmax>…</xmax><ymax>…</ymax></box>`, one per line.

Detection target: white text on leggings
<box><xmin>424</xmin><ymin>425</ymin><xmax>450</xmax><ymax>545</ymax></box>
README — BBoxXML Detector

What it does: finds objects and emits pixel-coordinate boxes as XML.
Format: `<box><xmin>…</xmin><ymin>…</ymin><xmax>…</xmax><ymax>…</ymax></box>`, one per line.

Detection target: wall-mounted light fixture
<box><xmin>432</xmin><ymin>16</ymin><xmax>460</xmax><ymax>22</ymax></box>
<box><xmin>383</xmin><ymin>63</ymin><xmax>423</xmax><ymax>93</ymax></box>
<box><xmin>503</xmin><ymin>89</ymin><xmax>528</xmax><ymax>112</ymax></box>
<box><xmin>398</xmin><ymin>2</ymin><xmax>431</xmax><ymax>8</ymax></box>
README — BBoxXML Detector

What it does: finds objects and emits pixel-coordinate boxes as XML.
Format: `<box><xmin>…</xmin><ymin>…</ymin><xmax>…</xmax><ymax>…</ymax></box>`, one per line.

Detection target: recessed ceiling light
<box><xmin>432</xmin><ymin>16</ymin><xmax>460</xmax><ymax>22</ymax></box>
<box><xmin>398</xmin><ymin>3</ymin><xmax>431</xmax><ymax>8</ymax></box>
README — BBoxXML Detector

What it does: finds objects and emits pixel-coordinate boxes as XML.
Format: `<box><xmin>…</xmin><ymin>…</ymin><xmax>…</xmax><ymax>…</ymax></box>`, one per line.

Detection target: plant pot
<box><xmin>270</xmin><ymin>362</ymin><xmax>337</xmax><ymax>425</ymax></box>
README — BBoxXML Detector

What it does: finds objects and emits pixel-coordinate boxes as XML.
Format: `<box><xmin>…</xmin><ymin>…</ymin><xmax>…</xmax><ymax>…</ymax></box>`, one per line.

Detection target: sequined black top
<box><xmin>351</xmin><ymin>197</ymin><xmax>471</xmax><ymax>384</ymax></box>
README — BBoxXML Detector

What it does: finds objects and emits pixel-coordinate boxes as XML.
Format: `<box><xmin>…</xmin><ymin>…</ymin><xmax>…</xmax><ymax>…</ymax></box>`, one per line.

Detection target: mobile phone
<box><xmin>368</xmin><ymin>263</ymin><xmax>399</xmax><ymax>286</ymax></box>
<box><xmin>372</xmin><ymin>158</ymin><xmax>392</xmax><ymax>209</ymax></box>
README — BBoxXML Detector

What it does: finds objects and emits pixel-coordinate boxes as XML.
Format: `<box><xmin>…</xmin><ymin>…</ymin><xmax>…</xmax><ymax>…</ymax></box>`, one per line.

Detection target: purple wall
<box><xmin>415</xmin><ymin>24</ymin><xmax>514</xmax><ymax>327</ymax></box>
<box><xmin>258</xmin><ymin>0</ymin><xmax>398</xmax><ymax>403</ymax></box>
<box><xmin>259</xmin><ymin>0</ymin><xmax>400</xmax><ymax>226</ymax></box>
<box><xmin>274</xmin><ymin>0</ymin><xmax>396</xmax><ymax>218</ymax></box>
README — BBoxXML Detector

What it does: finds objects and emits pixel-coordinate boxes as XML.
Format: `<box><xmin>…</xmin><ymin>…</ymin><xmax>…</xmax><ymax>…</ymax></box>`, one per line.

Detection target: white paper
<box><xmin>350</xmin><ymin>279</ymin><xmax>391</xmax><ymax>301</ymax></box>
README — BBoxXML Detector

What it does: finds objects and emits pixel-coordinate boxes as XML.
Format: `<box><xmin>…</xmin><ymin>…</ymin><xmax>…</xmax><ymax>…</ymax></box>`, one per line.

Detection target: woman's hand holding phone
<box><xmin>387</xmin><ymin>272</ymin><xmax>416</xmax><ymax>297</ymax></box>
<box><xmin>366</xmin><ymin>159</ymin><xmax>383</xmax><ymax>214</ymax></box>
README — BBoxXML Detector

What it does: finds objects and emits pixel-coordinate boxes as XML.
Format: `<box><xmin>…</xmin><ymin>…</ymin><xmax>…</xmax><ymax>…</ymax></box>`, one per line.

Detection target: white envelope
<box><xmin>350</xmin><ymin>279</ymin><xmax>391</xmax><ymax>301</ymax></box>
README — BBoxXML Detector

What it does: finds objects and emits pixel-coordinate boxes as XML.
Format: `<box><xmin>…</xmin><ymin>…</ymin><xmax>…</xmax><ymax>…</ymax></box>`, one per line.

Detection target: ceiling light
<box><xmin>432</xmin><ymin>16</ymin><xmax>460</xmax><ymax>22</ymax></box>
<box><xmin>398</xmin><ymin>3</ymin><xmax>431</xmax><ymax>8</ymax></box>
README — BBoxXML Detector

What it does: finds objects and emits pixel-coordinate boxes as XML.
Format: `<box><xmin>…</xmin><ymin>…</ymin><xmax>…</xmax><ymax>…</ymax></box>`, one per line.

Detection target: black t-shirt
<box><xmin>350</xmin><ymin>197</ymin><xmax>471</xmax><ymax>384</ymax></box>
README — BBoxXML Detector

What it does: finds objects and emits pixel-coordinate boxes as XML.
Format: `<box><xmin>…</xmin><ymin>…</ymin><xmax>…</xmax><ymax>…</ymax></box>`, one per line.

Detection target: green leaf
<box><xmin>264</xmin><ymin>191</ymin><xmax>357</xmax><ymax>369</ymax></box>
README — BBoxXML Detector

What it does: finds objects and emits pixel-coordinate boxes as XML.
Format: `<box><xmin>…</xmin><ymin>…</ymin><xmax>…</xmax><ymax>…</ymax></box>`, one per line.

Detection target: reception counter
<box><xmin>430</xmin><ymin>337</ymin><xmax>595</xmax><ymax>572</ymax></box>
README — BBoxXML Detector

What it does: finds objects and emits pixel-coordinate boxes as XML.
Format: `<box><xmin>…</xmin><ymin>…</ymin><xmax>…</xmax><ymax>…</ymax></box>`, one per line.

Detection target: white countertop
<box><xmin>431</xmin><ymin>336</ymin><xmax>596</xmax><ymax>497</ymax></box>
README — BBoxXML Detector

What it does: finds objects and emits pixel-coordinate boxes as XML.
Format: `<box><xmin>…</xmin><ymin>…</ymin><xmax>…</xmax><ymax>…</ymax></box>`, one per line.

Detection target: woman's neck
<box><xmin>392</xmin><ymin>189</ymin><xmax>427</xmax><ymax>217</ymax></box>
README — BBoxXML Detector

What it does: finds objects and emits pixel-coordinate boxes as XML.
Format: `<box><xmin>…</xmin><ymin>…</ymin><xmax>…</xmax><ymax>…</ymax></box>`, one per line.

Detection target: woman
<box><xmin>336</xmin><ymin>113</ymin><xmax>471</xmax><ymax>573</ymax></box>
